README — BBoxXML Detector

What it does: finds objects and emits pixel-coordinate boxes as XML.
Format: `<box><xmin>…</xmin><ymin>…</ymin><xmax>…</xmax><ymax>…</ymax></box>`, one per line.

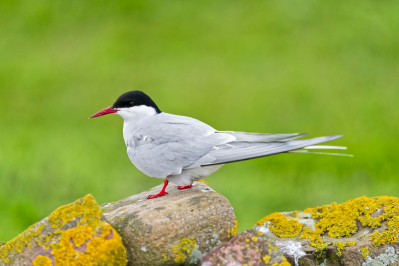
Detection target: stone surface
<box><xmin>102</xmin><ymin>180</ymin><xmax>237</xmax><ymax>265</ymax></box>
<box><xmin>200</xmin><ymin>229</ymin><xmax>290</xmax><ymax>266</ymax></box>
<box><xmin>252</xmin><ymin>196</ymin><xmax>399</xmax><ymax>265</ymax></box>
<box><xmin>0</xmin><ymin>194</ymin><xmax>127</xmax><ymax>265</ymax></box>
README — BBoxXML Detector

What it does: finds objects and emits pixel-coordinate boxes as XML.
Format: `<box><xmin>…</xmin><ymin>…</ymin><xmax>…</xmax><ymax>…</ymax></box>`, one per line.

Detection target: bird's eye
<box><xmin>129</xmin><ymin>101</ymin><xmax>135</xmax><ymax>106</ymax></box>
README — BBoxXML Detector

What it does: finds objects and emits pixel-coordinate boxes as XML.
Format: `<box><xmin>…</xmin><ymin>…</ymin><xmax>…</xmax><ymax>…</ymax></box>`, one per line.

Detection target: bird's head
<box><xmin>90</xmin><ymin>91</ymin><xmax>161</xmax><ymax>120</ymax></box>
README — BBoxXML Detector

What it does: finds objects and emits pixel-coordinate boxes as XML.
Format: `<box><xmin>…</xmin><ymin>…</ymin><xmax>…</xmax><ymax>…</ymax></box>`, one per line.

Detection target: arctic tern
<box><xmin>90</xmin><ymin>91</ymin><xmax>346</xmax><ymax>199</ymax></box>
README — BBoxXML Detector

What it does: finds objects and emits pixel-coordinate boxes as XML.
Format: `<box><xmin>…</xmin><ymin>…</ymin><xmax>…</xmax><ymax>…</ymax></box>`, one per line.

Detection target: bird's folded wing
<box><xmin>216</xmin><ymin>131</ymin><xmax>308</xmax><ymax>142</ymax></box>
<box><xmin>201</xmin><ymin>135</ymin><xmax>343</xmax><ymax>166</ymax></box>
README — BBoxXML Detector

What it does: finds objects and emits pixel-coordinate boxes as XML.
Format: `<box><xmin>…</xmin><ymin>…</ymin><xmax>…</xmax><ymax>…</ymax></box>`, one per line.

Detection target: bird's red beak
<box><xmin>89</xmin><ymin>106</ymin><xmax>118</xmax><ymax>118</ymax></box>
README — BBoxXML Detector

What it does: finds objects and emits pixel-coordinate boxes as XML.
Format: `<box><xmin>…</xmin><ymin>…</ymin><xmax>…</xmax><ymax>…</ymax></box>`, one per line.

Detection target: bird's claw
<box><xmin>178</xmin><ymin>185</ymin><xmax>193</xmax><ymax>190</ymax></box>
<box><xmin>147</xmin><ymin>191</ymin><xmax>168</xmax><ymax>199</ymax></box>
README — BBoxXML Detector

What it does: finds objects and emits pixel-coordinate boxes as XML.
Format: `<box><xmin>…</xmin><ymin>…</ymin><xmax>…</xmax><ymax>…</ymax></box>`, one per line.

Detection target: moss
<box><xmin>361</xmin><ymin>246</ymin><xmax>369</xmax><ymax>258</ymax></box>
<box><xmin>257</xmin><ymin>213</ymin><xmax>302</xmax><ymax>238</ymax></box>
<box><xmin>172</xmin><ymin>238</ymin><xmax>197</xmax><ymax>263</ymax></box>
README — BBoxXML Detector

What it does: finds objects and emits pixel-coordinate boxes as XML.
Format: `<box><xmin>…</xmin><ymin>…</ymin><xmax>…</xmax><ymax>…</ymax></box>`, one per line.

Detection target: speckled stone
<box><xmin>200</xmin><ymin>229</ymin><xmax>289</xmax><ymax>266</ymax></box>
<box><xmin>102</xmin><ymin>181</ymin><xmax>237</xmax><ymax>265</ymax></box>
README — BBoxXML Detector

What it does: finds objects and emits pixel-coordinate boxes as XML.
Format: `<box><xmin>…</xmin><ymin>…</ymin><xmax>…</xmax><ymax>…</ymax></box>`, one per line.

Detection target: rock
<box><xmin>200</xmin><ymin>229</ymin><xmax>290</xmax><ymax>265</ymax></box>
<box><xmin>102</xmin><ymin>180</ymin><xmax>237</xmax><ymax>265</ymax></box>
<box><xmin>0</xmin><ymin>194</ymin><xmax>127</xmax><ymax>265</ymax></box>
<box><xmin>251</xmin><ymin>196</ymin><xmax>399</xmax><ymax>265</ymax></box>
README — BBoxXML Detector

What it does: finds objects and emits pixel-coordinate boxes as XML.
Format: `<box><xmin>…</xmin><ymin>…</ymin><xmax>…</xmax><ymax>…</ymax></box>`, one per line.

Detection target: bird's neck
<box><xmin>120</xmin><ymin>106</ymin><xmax>158</xmax><ymax>147</ymax></box>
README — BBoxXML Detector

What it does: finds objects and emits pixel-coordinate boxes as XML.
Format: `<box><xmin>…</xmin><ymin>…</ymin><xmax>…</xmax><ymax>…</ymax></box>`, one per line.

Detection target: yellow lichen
<box><xmin>263</xmin><ymin>255</ymin><xmax>271</xmax><ymax>263</ymax></box>
<box><xmin>228</xmin><ymin>219</ymin><xmax>238</xmax><ymax>238</ymax></box>
<box><xmin>198</xmin><ymin>179</ymin><xmax>210</xmax><ymax>185</ymax></box>
<box><xmin>48</xmin><ymin>194</ymin><xmax>102</xmax><ymax>229</ymax></box>
<box><xmin>32</xmin><ymin>255</ymin><xmax>52</xmax><ymax>266</ymax></box>
<box><xmin>302</xmin><ymin>196</ymin><xmax>399</xmax><ymax>247</ymax></box>
<box><xmin>369</xmin><ymin>215</ymin><xmax>399</xmax><ymax>246</ymax></box>
<box><xmin>257</xmin><ymin>213</ymin><xmax>302</xmax><ymax>238</ymax></box>
<box><xmin>50</xmin><ymin>222</ymin><xmax>126</xmax><ymax>265</ymax></box>
<box><xmin>172</xmin><ymin>238</ymin><xmax>197</xmax><ymax>263</ymax></box>
<box><xmin>0</xmin><ymin>223</ymin><xmax>45</xmax><ymax>264</ymax></box>
<box><xmin>334</xmin><ymin>241</ymin><xmax>356</xmax><ymax>257</ymax></box>
<box><xmin>65</xmin><ymin>225</ymin><xmax>93</xmax><ymax>248</ymax></box>
<box><xmin>279</xmin><ymin>256</ymin><xmax>291</xmax><ymax>266</ymax></box>
<box><xmin>161</xmin><ymin>253</ymin><xmax>169</xmax><ymax>262</ymax></box>
<box><xmin>251</xmin><ymin>236</ymin><xmax>258</xmax><ymax>242</ymax></box>
<box><xmin>268</xmin><ymin>242</ymin><xmax>278</xmax><ymax>253</ymax></box>
<box><xmin>361</xmin><ymin>246</ymin><xmax>369</xmax><ymax>258</ymax></box>
<box><xmin>0</xmin><ymin>195</ymin><xmax>127</xmax><ymax>265</ymax></box>
<box><xmin>309</xmin><ymin>239</ymin><xmax>332</xmax><ymax>256</ymax></box>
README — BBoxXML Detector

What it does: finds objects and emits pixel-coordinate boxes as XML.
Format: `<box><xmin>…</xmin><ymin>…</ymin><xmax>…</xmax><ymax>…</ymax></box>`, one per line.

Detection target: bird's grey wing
<box><xmin>201</xmin><ymin>135</ymin><xmax>343</xmax><ymax>166</ymax></box>
<box><xmin>217</xmin><ymin>131</ymin><xmax>308</xmax><ymax>142</ymax></box>
<box><xmin>127</xmin><ymin>113</ymin><xmax>234</xmax><ymax>178</ymax></box>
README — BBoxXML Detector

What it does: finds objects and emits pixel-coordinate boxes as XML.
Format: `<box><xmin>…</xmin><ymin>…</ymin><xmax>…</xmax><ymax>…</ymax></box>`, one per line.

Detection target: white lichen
<box><xmin>294</xmin><ymin>212</ymin><xmax>316</xmax><ymax>231</ymax></box>
<box><xmin>318</xmin><ymin>259</ymin><xmax>328</xmax><ymax>266</ymax></box>
<box><xmin>189</xmin><ymin>244</ymin><xmax>202</xmax><ymax>264</ymax></box>
<box><xmin>210</xmin><ymin>233</ymin><xmax>221</xmax><ymax>245</ymax></box>
<box><xmin>256</xmin><ymin>222</ymin><xmax>270</xmax><ymax>234</ymax></box>
<box><xmin>277</xmin><ymin>240</ymin><xmax>306</xmax><ymax>266</ymax></box>
<box><xmin>363</xmin><ymin>246</ymin><xmax>399</xmax><ymax>266</ymax></box>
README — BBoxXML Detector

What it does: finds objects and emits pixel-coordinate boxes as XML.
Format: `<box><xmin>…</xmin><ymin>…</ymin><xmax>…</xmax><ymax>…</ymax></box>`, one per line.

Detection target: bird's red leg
<box><xmin>147</xmin><ymin>180</ymin><xmax>169</xmax><ymax>199</ymax></box>
<box><xmin>178</xmin><ymin>184</ymin><xmax>192</xmax><ymax>190</ymax></box>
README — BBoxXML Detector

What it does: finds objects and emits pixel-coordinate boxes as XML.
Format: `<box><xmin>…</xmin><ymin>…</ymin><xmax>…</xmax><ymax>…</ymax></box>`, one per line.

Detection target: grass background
<box><xmin>1</xmin><ymin>1</ymin><xmax>398</xmax><ymax>241</ymax></box>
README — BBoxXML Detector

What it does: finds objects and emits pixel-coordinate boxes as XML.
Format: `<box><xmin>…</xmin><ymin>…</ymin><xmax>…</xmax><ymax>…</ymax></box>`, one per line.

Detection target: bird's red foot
<box><xmin>147</xmin><ymin>191</ymin><xmax>168</xmax><ymax>199</ymax></box>
<box><xmin>178</xmin><ymin>184</ymin><xmax>193</xmax><ymax>190</ymax></box>
<box><xmin>147</xmin><ymin>179</ymin><xmax>169</xmax><ymax>199</ymax></box>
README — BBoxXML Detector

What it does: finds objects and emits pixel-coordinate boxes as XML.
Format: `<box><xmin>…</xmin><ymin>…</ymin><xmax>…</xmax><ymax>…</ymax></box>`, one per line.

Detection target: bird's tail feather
<box><xmin>289</xmin><ymin>150</ymin><xmax>353</xmax><ymax>157</ymax></box>
<box><xmin>202</xmin><ymin>135</ymin><xmax>348</xmax><ymax>166</ymax></box>
<box><xmin>216</xmin><ymin>131</ymin><xmax>309</xmax><ymax>142</ymax></box>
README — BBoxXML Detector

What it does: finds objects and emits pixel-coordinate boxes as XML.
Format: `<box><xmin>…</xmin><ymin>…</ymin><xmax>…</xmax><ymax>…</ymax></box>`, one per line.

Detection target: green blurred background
<box><xmin>1</xmin><ymin>1</ymin><xmax>398</xmax><ymax>241</ymax></box>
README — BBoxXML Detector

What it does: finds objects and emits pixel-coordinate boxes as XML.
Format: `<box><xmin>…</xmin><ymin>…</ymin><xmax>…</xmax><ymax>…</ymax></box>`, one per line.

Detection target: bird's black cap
<box><xmin>112</xmin><ymin>91</ymin><xmax>161</xmax><ymax>113</ymax></box>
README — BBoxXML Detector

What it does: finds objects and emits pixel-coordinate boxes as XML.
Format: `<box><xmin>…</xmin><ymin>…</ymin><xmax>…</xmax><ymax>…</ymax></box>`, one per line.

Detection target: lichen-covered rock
<box><xmin>200</xmin><ymin>229</ymin><xmax>290</xmax><ymax>266</ymax></box>
<box><xmin>0</xmin><ymin>194</ymin><xmax>127</xmax><ymax>265</ymax></box>
<box><xmin>102</xmin><ymin>181</ymin><xmax>237</xmax><ymax>265</ymax></box>
<box><xmin>253</xmin><ymin>196</ymin><xmax>399</xmax><ymax>265</ymax></box>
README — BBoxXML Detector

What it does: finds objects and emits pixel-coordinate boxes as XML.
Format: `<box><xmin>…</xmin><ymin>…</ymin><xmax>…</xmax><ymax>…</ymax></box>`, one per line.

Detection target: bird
<box><xmin>90</xmin><ymin>91</ymin><xmax>347</xmax><ymax>199</ymax></box>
